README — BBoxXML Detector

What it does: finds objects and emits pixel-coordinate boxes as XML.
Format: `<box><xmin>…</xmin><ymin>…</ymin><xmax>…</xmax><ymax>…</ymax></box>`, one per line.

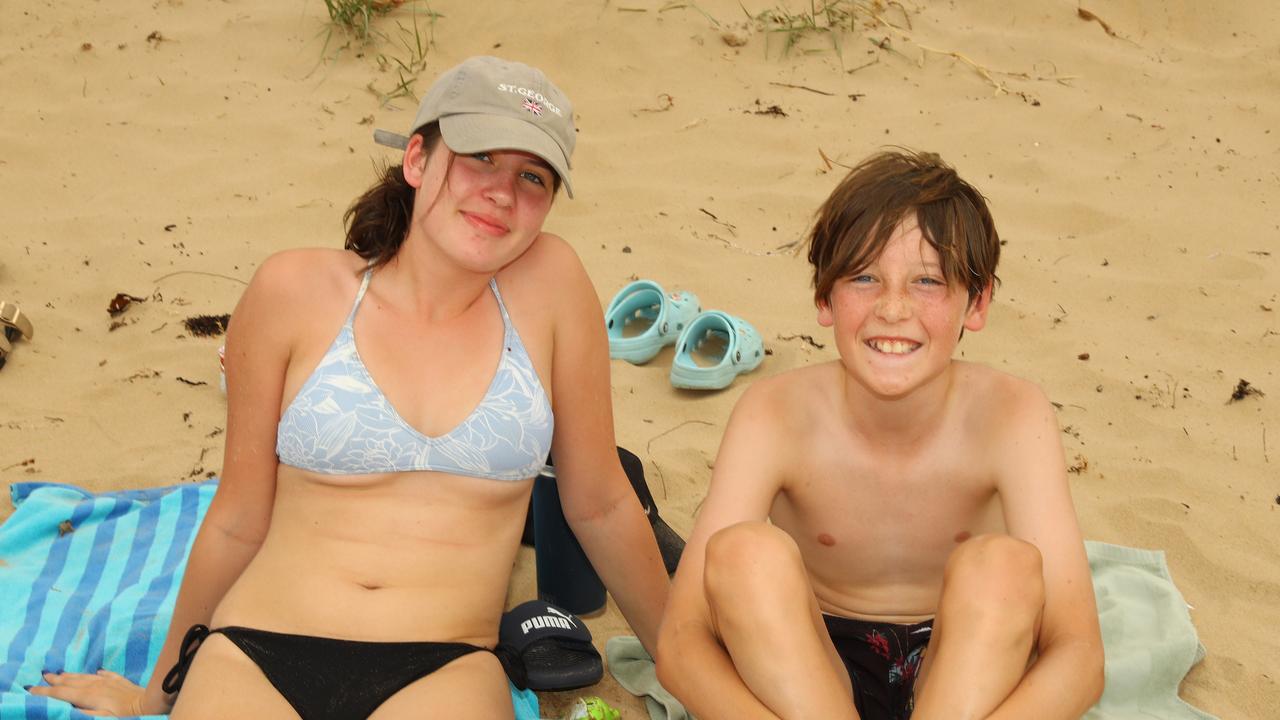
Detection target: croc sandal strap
<box><xmin>605</xmin><ymin>281</ymin><xmax>701</xmax><ymax>365</ymax></box>
<box><xmin>670</xmin><ymin>310</ymin><xmax>765</xmax><ymax>390</ymax></box>
<box><xmin>0</xmin><ymin>302</ymin><xmax>33</xmax><ymax>341</ymax></box>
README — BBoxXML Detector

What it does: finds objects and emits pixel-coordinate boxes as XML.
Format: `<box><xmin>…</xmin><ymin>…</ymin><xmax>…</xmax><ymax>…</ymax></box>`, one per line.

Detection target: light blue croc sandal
<box><xmin>669</xmin><ymin>310</ymin><xmax>765</xmax><ymax>390</ymax></box>
<box><xmin>605</xmin><ymin>280</ymin><xmax>702</xmax><ymax>364</ymax></box>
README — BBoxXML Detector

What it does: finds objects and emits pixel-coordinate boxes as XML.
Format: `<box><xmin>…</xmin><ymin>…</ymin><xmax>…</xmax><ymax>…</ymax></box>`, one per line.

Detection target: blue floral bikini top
<box><xmin>275</xmin><ymin>271</ymin><xmax>553</xmax><ymax>481</ymax></box>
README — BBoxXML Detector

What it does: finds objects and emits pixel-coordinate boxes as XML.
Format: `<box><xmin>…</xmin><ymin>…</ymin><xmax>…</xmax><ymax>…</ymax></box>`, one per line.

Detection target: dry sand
<box><xmin>1</xmin><ymin>1</ymin><xmax>1277</xmax><ymax>717</ymax></box>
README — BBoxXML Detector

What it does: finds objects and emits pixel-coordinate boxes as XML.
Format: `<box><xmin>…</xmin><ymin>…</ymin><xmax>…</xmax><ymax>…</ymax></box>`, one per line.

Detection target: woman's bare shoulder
<box><xmin>504</xmin><ymin>232</ymin><xmax>582</xmax><ymax>281</ymax></box>
<box><xmin>251</xmin><ymin>248</ymin><xmax>362</xmax><ymax>291</ymax></box>
<box><xmin>497</xmin><ymin>232</ymin><xmax>590</xmax><ymax>317</ymax></box>
<box><xmin>231</xmin><ymin>249</ymin><xmax>364</xmax><ymax>341</ymax></box>
<box><xmin>239</xmin><ymin>248</ymin><xmax>363</xmax><ymax>310</ymax></box>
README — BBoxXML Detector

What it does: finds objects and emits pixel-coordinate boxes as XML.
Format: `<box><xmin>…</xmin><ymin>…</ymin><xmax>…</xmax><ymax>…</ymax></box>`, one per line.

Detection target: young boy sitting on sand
<box><xmin>655</xmin><ymin>150</ymin><xmax>1104</xmax><ymax>720</ymax></box>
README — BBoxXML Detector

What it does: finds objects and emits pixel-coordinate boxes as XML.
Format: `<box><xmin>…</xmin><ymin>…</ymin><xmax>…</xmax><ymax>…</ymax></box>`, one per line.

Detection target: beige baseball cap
<box><xmin>375</xmin><ymin>56</ymin><xmax>575</xmax><ymax>198</ymax></box>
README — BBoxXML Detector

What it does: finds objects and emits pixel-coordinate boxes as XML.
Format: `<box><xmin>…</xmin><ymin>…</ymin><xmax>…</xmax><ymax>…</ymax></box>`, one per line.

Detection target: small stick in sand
<box><xmin>846</xmin><ymin>56</ymin><xmax>879</xmax><ymax>75</ymax></box>
<box><xmin>777</xmin><ymin>333</ymin><xmax>825</xmax><ymax>350</ymax></box>
<box><xmin>769</xmin><ymin>82</ymin><xmax>834</xmax><ymax>96</ymax></box>
<box><xmin>819</xmin><ymin>148</ymin><xmax>854</xmax><ymax>171</ymax></box>
<box><xmin>699</xmin><ymin>208</ymin><xmax>737</xmax><ymax>236</ymax></box>
<box><xmin>635</xmin><ymin>94</ymin><xmax>675</xmax><ymax>114</ymax></box>
<box><xmin>152</xmin><ymin>270</ymin><xmax>248</xmax><ymax>285</ymax></box>
<box><xmin>645</xmin><ymin>419</ymin><xmax>715</xmax><ymax>499</ymax></box>
<box><xmin>1076</xmin><ymin>7</ymin><xmax>1118</xmax><ymax>38</ymax></box>
<box><xmin>695</xmin><ymin>230</ymin><xmax>784</xmax><ymax>258</ymax></box>
<box><xmin>1076</xmin><ymin>6</ymin><xmax>1142</xmax><ymax>47</ymax></box>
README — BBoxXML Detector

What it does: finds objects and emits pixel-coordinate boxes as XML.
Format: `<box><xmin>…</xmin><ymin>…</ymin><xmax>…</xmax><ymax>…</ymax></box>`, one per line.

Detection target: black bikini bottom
<box><xmin>162</xmin><ymin>624</ymin><xmax>524</xmax><ymax>720</ymax></box>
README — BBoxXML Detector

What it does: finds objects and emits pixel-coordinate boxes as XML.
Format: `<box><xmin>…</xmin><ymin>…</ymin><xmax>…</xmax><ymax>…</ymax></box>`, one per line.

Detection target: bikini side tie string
<box><xmin>161</xmin><ymin>624</ymin><xmax>212</xmax><ymax>694</ymax></box>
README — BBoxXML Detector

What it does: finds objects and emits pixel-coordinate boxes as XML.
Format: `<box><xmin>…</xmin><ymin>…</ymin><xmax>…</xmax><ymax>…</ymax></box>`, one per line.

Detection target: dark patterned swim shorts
<box><xmin>823</xmin><ymin>614</ymin><xmax>934</xmax><ymax>720</ymax></box>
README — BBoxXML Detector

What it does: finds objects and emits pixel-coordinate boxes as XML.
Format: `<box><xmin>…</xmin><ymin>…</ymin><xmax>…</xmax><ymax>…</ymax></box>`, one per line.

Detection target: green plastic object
<box><xmin>565</xmin><ymin>696</ymin><xmax>621</xmax><ymax>720</ymax></box>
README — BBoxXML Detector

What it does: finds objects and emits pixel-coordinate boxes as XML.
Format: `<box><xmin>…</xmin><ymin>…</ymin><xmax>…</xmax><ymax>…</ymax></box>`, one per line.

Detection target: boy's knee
<box><xmin>944</xmin><ymin>534</ymin><xmax>1044</xmax><ymax>610</ymax></box>
<box><xmin>704</xmin><ymin>522</ymin><xmax>802</xmax><ymax>601</ymax></box>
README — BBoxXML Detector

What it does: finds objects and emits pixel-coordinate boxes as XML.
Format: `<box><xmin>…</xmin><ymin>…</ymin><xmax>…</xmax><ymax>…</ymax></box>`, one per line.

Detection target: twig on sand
<box><xmin>846</xmin><ymin>56</ymin><xmax>880</xmax><ymax>75</ymax></box>
<box><xmin>635</xmin><ymin>93</ymin><xmax>675</xmax><ymax>114</ymax></box>
<box><xmin>152</xmin><ymin>270</ymin><xmax>248</xmax><ymax>285</ymax></box>
<box><xmin>914</xmin><ymin>45</ymin><xmax>1064</xmax><ymax>103</ymax></box>
<box><xmin>699</xmin><ymin>208</ymin><xmax>738</xmax><ymax>236</ymax></box>
<box><xmin>645</xmin><ymin>419</ymin><xmax>714</xmax><ymax>499</ymax></box>
<box><xmin>864</xmin><ymin>11</ymin><xmax>1074</xmax><ymax>100</ymax></box>
<box><xmin>694</xmin><ymin>230</ymin><xmax>794</xmax><ymax>257</ymax></box>
<box><xmin>774</xmin><ymin>238</ymin><xmax>806</xmax><ymax>255</ymax></box>
<box><xmin>1076</xmin><ymin>7</ymin><xmax>1117</xmax><ymax>38</ymax></box>
<box><xmin>819</xmin><ymin>148</ymin><xmax>855</xmax><ymax>171</ymax></box>
<box><xmin>1076</xmin><ymin>6</ymin><xmax>1142</xmax><ymax>47</ymax></box>
<box><xmin>777</xmin><ymin>333</ymin><xmax>825</xmax><ymax>349</ymax></box>
<box><xmin>659</xmin><ymin>1</ymin><xmax>720</xmax><ymax>27</ymax></box>
<box><xmin>769</xmin><ymin>82</ymin><xmax>834</xmax><ymax>96</ymax></box>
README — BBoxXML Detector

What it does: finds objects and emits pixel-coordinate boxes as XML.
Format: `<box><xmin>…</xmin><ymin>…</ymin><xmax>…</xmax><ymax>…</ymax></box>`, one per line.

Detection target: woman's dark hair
<box><xmin>343</xmin><ymin>122</ymin><xmax>443</xmax><ymax>272</ymax></box>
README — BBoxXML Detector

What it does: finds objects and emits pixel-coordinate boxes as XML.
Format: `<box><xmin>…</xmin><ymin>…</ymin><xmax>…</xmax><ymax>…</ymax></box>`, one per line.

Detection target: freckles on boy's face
<box><xmin>819</xmin><ymin>220</ymin><xmax>988</xmax><ymax>398</ymax></box>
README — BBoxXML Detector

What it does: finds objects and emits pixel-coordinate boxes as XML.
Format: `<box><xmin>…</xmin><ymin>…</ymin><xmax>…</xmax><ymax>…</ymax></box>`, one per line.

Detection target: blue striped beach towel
<box><xmin>0</xmin><ymin>480</ymin><xmax>541</xmax><ymax>719</ymax></box>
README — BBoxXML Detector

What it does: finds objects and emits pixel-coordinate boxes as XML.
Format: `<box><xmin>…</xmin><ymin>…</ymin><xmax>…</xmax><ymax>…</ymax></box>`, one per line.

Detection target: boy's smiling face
<box><xmin>817</xmin><ymin>215</ymin><xmax>992</xmax><ymax>399</ymax></box>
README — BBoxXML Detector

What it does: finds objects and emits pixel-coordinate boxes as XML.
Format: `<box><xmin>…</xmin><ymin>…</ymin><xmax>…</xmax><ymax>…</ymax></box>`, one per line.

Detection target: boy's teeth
<box><xmin>870</xmin><ymin>339</ymin><xmax>917</xmax><ymax>354</ymax></box>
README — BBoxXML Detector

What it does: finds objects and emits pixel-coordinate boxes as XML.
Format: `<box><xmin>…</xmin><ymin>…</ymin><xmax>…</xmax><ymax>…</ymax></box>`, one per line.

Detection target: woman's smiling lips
<box><xmin>461</xmin><ymin>210</ymin><xmax>509</xmax><ymax>236</ymax></box>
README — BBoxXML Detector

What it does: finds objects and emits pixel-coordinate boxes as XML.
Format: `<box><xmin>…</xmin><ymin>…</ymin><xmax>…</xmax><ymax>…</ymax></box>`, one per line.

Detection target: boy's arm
<box><xmin>989</xmin><ymin>385</ymin><xmax>1105</xmax><ymax>718</ymax></box>
<box><xmin>656</xmin><ymin>382</ymin><xmax>790</xmax><ymax>719</ymax></box>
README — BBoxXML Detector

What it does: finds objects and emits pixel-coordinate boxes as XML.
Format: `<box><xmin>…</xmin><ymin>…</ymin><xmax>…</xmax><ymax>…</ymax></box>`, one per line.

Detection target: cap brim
<box><xmin>440</xmin><ymin>114</ymin><xmax>574</xmax><ymax>198</ymax></box>
<box><xmin>372</xmin><ymin>129</ymin><xmax>410</xmax><ymax>150</ymax></box>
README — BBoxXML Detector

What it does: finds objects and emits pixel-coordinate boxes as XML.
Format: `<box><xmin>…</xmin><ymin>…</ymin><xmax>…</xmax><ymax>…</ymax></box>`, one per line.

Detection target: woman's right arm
<box><xmin>137</xmin><ymin>255</ymin><xmax>301</xmax><ymax>712</ymax></box>
<box><xmin>33</xmin><ymin>255</ymin><xmax>302</xmax><ymax>716</ymax></box>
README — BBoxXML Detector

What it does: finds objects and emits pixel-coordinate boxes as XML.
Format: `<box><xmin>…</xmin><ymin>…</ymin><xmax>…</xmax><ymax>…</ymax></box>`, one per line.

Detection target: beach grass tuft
<box><xmin>316</xmin><ymin>0</ymin><xmax>442</xmax><ymax>105</ymax></box>
<box><xmin>374</xmin><ymin>4</ymin><xmax>439</xmax><ymax>104</ymax></box>
<box><xmin>660</xmin><ymin>1</ymin><xmax>722</xmax><ymax>27</ymax></box>
<box><xmin>743</xmin><ymin>0</ymin><xmax>868</xmax><ymax>58</ymax></box>
<box><xmin>322</xmin><ymin>0</ymin><xmax>406</xmax><ymax>42</ymax></box>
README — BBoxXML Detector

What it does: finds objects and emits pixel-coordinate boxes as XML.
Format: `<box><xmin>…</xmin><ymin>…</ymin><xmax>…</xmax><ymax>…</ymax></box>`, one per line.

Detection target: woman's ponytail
<box><xmin>343</xmin><ymin>123</ymin><xmax>442</xmax><ymax>271</ymax></box>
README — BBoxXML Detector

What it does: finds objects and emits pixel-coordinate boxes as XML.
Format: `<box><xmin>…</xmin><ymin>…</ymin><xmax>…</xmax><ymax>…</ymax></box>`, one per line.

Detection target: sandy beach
<box><xmin>2</xmin><ymin>1</ymin><xmax>1276</xmax><ymax>716</ymax></box>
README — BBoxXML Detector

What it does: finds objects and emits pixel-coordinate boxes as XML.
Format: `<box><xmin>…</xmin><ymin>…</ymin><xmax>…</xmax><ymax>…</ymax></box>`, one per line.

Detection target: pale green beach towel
<box><xmin>606</xmin><ymin>542</ymin><xmax>1217</xmax><ymax>720</ymax></box>
<box><xmin>1084</xmin><ymin>541</ymin><xmax>1216</xmax><ymax>720</ymax></box>
<box><xmin>606</xmin><ymin>636</ymin><xmax>691</xmax><ymax>720</ymax></box>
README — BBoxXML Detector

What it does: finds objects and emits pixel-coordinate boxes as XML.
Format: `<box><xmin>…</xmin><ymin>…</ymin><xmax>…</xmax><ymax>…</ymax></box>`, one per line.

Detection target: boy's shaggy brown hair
<box><xmin>807</xmin><ymin>149</ymin><xmax>1000</xmax><ymax>304</ymax></box>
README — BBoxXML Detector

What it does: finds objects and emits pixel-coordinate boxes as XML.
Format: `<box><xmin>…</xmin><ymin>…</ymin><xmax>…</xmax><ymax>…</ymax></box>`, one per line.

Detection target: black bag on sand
<box><xmin>521</xmin><ymin>447</ymin><xmax>686</xmax><ymax>576</ymax></box>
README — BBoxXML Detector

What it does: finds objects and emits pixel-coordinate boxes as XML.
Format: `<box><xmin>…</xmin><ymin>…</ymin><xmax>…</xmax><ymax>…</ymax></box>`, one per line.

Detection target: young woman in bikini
<box><xmin>32</xmin><ymin>56</ymin><xmax>668</xmax><ymax>719</ymax></box>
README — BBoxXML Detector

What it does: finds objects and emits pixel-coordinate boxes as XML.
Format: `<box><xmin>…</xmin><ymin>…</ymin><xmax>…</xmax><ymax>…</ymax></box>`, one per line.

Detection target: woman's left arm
<box><xmin>538</xmin><ymin>238</ymin><xmax>668</xmax><ymax>653</ymax></box>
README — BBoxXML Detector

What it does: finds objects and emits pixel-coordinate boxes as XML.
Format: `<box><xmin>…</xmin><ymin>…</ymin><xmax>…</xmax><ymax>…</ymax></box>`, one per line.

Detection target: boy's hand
<box><xmin>28</xmin><ymin>670</ymin><xmax>151</xmax><ymax>717</ymax></box>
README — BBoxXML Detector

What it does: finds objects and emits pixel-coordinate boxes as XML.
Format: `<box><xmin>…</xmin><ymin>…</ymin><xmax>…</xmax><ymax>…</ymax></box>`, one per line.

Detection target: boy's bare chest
<box><xmin>769</xmin><ymin>447</ymin><xmax>1004</xmax><ymax>615</ymax></box>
